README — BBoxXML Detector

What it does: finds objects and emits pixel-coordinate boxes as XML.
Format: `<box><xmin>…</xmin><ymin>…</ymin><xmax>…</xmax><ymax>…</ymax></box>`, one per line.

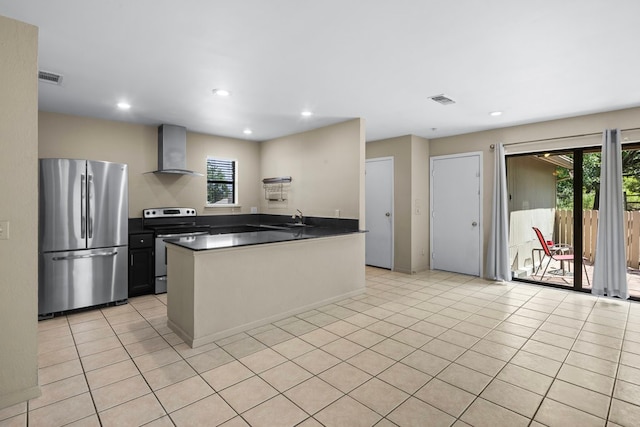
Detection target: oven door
<box><xmin>155</xmin><ymin>231</ymin><xmax>209</xmax><ymax>293</ymax></box>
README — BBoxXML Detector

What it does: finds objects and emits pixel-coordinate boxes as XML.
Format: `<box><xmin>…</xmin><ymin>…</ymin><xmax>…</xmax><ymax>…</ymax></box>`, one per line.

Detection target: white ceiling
<box><xmin>2</xmin><ymin>0</ymin><xmax>640</xmax><ymax>142</ymax></box>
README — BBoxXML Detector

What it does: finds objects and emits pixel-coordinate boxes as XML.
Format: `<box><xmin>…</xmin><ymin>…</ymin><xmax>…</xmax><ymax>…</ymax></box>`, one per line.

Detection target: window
<box><xmin>206</xmin><ymin>158</ymin><xmax>237</xmax><ymax>205</ymax></box>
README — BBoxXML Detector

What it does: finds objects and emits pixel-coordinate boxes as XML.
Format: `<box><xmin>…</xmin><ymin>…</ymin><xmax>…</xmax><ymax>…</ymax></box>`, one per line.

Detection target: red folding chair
<box><xmin>532</xmin><ymin>227</ymin><xmax>590</xmax><ymax>286</ymax></box>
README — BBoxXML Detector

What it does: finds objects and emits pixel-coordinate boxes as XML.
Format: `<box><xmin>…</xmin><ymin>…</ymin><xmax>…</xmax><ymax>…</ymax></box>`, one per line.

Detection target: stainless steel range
<box><xmin>142</xmin><ymin>207</ymin><xmax>209</xmax><ymax>293</ymax></box>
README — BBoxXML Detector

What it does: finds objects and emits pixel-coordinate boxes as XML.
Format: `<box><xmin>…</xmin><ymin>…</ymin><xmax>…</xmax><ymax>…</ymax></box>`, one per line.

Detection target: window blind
<box><xmin>207</xmin><ymin>158</ymin><xmax>236</xmax><ymax>204</ymax></box>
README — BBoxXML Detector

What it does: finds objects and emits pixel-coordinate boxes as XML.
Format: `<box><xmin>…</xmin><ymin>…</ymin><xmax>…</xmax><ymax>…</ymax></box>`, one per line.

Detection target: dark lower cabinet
<box><xmin>129</xmin><ymin>233</ymin><xmax>154</xmax><ymax>297</ymax></box>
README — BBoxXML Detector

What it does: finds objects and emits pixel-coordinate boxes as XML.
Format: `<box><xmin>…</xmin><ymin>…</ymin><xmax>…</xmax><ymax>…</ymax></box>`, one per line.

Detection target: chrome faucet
<box><xmin>292</xmin><ymin>209</ymin><xmax>304</xmax><ymax>224</ymax></box>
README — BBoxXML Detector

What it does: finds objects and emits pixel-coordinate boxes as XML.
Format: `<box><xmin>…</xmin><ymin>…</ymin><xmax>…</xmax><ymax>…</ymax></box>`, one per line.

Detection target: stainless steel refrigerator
<box><xmin>39</xmin><ymin>159</ymin><xmax>128</xmax><ymax>317</ymax></box>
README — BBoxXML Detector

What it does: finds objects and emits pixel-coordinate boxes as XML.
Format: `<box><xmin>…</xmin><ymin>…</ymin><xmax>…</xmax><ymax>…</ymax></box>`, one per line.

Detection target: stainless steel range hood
<box><xmin>148</xmin><ymin>124</ymin><xmax>203</xmax><ymax>176</ymax></box>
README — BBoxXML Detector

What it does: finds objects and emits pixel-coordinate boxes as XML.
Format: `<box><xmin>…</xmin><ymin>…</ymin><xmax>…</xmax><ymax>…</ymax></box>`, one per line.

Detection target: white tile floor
<box><xmin>3</xmin><ymin>266</ymin><xmax>640</xmax><ymax>426</ymax></box>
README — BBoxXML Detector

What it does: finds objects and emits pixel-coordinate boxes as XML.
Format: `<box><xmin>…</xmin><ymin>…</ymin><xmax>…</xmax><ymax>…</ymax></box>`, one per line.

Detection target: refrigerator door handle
<box><xmin>52</xmin><ymin>251</ymin><xmax>118</xmax><ymax>261</ymax></box>
<box><xmin>80</xmin><ymin>174</ymin><xmax>86</xmax><ymax>238</ymax></box>
<box><xmin>88</xmin><ymin>174</ymin><xmax>94</xmax><ymax>238</ymax></box>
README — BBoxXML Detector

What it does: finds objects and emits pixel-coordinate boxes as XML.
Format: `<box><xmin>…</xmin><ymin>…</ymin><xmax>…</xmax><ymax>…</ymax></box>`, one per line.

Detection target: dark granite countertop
<box><xmin>164</xmin><ymin>226</ymin><xmax>364</xmax><ymax>251</ymax></box>
<box><xmin>129</xmin><ymin>214</ymin><xmax>359</xmax><ymax>237</ymax></box>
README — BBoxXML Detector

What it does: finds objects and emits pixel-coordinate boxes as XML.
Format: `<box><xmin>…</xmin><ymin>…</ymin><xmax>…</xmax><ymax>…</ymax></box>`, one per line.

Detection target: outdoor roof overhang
<box><xmin>536</xmin><ymin>154</ymin><xmax>574</xmax><ymax>170</ymax></box>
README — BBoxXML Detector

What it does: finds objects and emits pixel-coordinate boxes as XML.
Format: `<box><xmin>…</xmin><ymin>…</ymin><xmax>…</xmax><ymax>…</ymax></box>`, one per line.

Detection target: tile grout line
<box><xmin>528</xmin><ymin>293</ymin><xmax>622</xmax><ymax>424</ymax></box>
<box><xmin>128</xmin><ymin>296</ymin><xmax>181</xmax><ymax>426</ymax></box>
<box><xmin>433</xmin><ymin>278</ymin><xmax>547</xmax><ymax>425</ymax></box>
<box><xmin>100</xmin><ymin>298</ymin><xmax>172</xmax><ymax>426</ymax></box>
<box><xmin>322</xmin><ymin>275</ymin><xmax>531</xmax><ymax>424</ymax></box>
<box><xmin>605</xmin><ymin>298</ymin><xmax>631</xmax><ymax>424</ymax></box>
<box><xmin>342</xmin><ymin>277</ymin><xmax>614</xmax><ymax>425</ymax></box>
<box><xmin>31</xmin><ymin>270</ymin><xmax>640</xmax><ymax>427</ymax></box>
<box><xmin>189</xmin><ymin>278</ymin><xmax>616</xmax><ymax>424</ymax></box>
<box><xmin>220</xmin><ymin>274</ymin><xmax>478</xmax><ymax>424</ymax></box>
<box><xmin>526</xmin><ymin>289</ymin><xmax>585</xmax><ymax>425</ymax></box>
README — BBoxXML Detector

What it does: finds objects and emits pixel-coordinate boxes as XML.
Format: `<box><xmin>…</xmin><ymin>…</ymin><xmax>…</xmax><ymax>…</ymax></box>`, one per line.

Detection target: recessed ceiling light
<box><xmin>117</xmin><ymin>102</ymin><xmax>131</xmax><ymax>110</ymax></box>
<box><xmin>243</xmin><ymin>129</ymin><xmax>253</xmax><ymax>135</ymax></box>
<box><xmin>489</xmin><ymin>111</ymin><xmax>503</xmax><ymax>116</ymax></box>
<box><xmin>301</xmin><ymin>110</ymin><xmax>313</xmax><ymax>117</ymax></box>
<box><xmin>212</xmin><ymin>89</ymin><xmax>231</xmax><ymax>97</ymax></box>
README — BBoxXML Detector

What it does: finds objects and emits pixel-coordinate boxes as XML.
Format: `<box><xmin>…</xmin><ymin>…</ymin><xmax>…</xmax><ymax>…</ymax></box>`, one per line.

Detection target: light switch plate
<box><xmin>0</xmin><ymin>220</ymin><xmax>9</xmax><ymax>240</ymax></box>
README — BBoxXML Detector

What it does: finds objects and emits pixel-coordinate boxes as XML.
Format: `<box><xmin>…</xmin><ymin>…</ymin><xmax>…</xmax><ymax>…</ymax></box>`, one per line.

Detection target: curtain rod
<box><xmin>503</xmin><ymin>127</ymin><xmax>640</xmax><ymax>147</ymax></box>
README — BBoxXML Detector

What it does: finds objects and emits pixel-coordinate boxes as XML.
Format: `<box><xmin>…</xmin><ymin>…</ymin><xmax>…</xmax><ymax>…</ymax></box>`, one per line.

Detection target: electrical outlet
<box><xmin>0</xmin><ymin>220</ymin><xmax>9</xmax><ymax>240</ymax></box>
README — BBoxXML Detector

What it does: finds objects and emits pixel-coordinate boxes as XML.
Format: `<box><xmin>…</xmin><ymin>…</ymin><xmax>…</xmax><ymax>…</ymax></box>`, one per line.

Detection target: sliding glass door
<box><xmin>620</xmin><ymin>145</ymin><xmax>640</xmax><ymax>298</ymax></box>
<box><xmin>578</xmin><ymin>150</ymin><xmax>602</xmax><ymax>291</ymax></box>
<box><xmin>507</xmin><ymin>143</ymin><xmax>640</xmax><ymax>299</ymax></box>
<box><xmin>507</xmin><ymin>151</ymin><xmax>580</xmax><ymax>289</ymax></box>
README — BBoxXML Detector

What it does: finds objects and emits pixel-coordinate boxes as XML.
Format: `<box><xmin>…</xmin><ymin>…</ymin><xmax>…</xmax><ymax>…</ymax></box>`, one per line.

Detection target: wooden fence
<box><xmin>555</xmin><ymin>209</ymin><xmax>640</xmax><ymax>269</ymax></box>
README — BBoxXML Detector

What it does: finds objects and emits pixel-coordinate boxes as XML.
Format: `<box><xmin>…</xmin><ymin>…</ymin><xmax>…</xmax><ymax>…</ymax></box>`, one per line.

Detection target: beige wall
<box><xmin>507</xmin><ymin>156</ymin><xmax>557</xmax><ymax>213</ymax></box>
<box><xmin>38</xmin><ymin>112</ymin><xmax>261</xmax><ymax>217</ymax></box>
<box><xmin>411</xmin><ymin>135</ymin><xmax>430</xmax><ymax>272</ymax></box>
<box><xmin>430</xmin><ymin>106</ymin><xmax>640</xmax><ymax>277</ymax></box>
<box><xmin>358</xmin><ymin>119</ymin><xmax>366</xmax><ymax>230</ymax></box>
<box><xmin>365</xmin><ymin>135</ymin><xmax>430</xmax><ymax>273</ymax></box>
<box><xmin>0</xmin><ymin>15</ymin><xmax>41</xmax><ymax>409</ymax></box>
<box><xmin>40</xmin><ymin>114</ymin><xmax>363</xmax><ymax>221</ymax></box>
<box><xmin>366</xmin><ymin>136</ymin><xmax>412</xmax><ymax>273</ymax></box>
<box><xmin>260</xmin><ymin>119</ymin><xmax>364</xmax><ymax>221</ymax></box>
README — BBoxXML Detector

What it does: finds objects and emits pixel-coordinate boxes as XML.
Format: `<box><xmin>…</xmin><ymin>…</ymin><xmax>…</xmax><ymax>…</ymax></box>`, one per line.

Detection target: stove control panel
<box><xmin>143</xmin><ymin>207</ymin><xmax>197</xmax><ymax>218</ymax></box>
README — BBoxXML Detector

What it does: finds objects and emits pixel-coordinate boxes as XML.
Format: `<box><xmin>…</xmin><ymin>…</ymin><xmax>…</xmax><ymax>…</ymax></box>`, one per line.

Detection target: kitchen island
<box><xmin>164</xmin><ymin>226</ymin><xmax>366</xmax><ymax>348</ymax></box>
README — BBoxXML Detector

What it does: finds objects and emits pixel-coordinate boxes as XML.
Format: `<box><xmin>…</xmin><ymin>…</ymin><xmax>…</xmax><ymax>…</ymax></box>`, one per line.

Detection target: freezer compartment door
<box><xmin>87</xmin><ymin>161</ymin><xmax>128</xmax><ymax>249</ymax></box>
<box><xmin>39</xmin><ymin>247</ymin><xmax>127</xmax><ymax>315</ymax></box>
<box><xmin>39</xmin><ymin>159</ymin><xmax>87</xmax><ymax>252</ymax></box>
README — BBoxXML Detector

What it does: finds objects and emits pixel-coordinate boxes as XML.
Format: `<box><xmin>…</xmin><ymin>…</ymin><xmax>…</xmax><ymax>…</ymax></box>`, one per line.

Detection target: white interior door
<box><xmin>366</xmin><ymin>157</ymin><xmax>393</xmax><ymax>269</ymax></box>
<box><xmin>430</xmin><ymin>153</ymin><xmax>482</xmax><ymax>276</ymax></box>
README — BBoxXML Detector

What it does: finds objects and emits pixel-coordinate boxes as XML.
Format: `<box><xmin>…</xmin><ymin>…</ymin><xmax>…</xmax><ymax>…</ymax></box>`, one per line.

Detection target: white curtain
<box><xmin>486</xmin><ymin>143</ymin><xmax>511</xmax><ymax>281</ymax></box>
<box><xmin>592</xmin><ymin>129</ymin><xmax>628</xmax><ymax>299</ymax></box>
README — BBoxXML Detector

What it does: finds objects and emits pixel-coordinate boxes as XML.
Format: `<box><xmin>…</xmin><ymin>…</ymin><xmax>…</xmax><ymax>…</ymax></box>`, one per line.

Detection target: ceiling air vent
<box><xmin>429</xmin><ymin>94</ymin><xmax>456</xmax><ymax>105</ymax></box>
<box><xmin>38</xmin><ymin>70</ymin><xmax>63</xmax><ymax>85</ymax></box>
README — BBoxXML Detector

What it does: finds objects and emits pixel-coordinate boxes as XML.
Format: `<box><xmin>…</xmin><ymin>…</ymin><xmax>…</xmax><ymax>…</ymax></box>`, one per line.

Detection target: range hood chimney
<box><xmin>149</xmin><ymin>124</ymin><xmax>203</xmax><ymax>176</ymax></box>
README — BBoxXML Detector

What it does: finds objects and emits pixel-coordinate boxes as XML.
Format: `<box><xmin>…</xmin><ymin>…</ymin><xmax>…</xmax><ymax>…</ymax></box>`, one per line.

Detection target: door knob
<box><xmin>385</xmin><ymin>212</ymin><xmax>391</xmax><ymax>217</ymax></box>
<box><xmin>472</xmin><ymin>221</ymin><xmax>478</xmax><ymax>226</ymax></box>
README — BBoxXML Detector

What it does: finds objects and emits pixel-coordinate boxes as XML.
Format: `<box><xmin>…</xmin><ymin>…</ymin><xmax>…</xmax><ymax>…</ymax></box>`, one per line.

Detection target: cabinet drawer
<box><xmin>129</xmin><ymin>233</ymin><xmax>154</xmax><ymax>249</ymax></box>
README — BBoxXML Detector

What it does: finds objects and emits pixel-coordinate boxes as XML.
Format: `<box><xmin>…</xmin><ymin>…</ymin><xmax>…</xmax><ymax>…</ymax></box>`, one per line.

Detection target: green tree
<box><xmin>207</xmin><ymin>166</ymin><xmax>230</xmax><ymax>204</ymax></box>
<box><xmin>555</xmin><ymin>165</ymin><xmax>574</xmax><ymax>209</ymax></box>
<box><xmin>556</xmin><ymin>149</ymin><xmax>640</xmax><ymax>210</ymax></box>
<box><xmin>582</xmin><ymin>152</ymin><xmax>601</xmax><ymax>209</ymax></box>
<box><xmin>622</xmin><ymin>150</ymin><xmax>640</xmax><ymax>194</ymax></box>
